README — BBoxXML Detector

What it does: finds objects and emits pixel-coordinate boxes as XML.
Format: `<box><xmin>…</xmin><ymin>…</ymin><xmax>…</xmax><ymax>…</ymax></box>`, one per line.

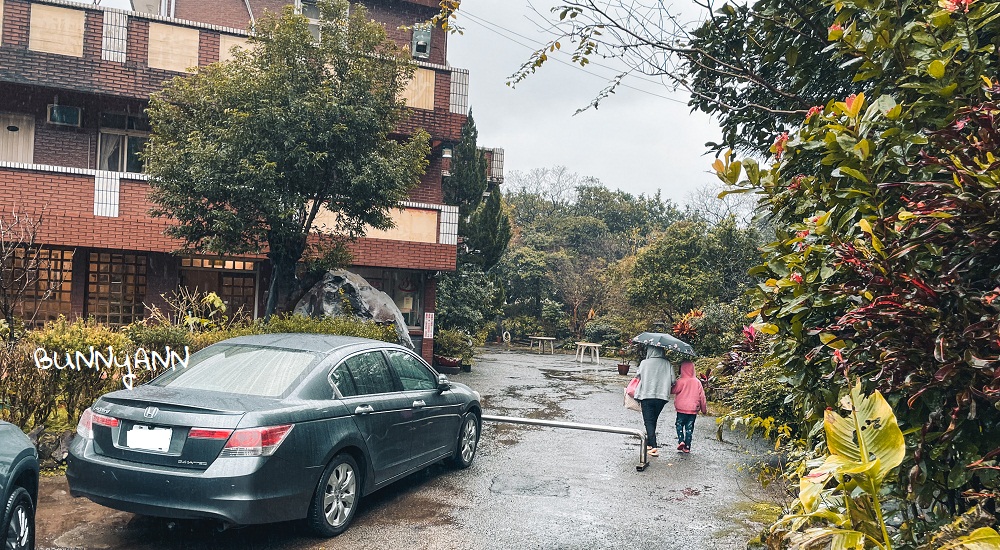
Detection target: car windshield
<box><xmin>149</xmin><ymin>344</ymin><xmax>323</xmax><ymax>398</ymax></box>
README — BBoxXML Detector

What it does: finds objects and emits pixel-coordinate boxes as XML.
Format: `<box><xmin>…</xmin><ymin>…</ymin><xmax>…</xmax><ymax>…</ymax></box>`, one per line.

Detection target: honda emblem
<box><xmin>144</xmin><ymin>406</ymin><xmax>159</xmax><ymax>419</ymax></box>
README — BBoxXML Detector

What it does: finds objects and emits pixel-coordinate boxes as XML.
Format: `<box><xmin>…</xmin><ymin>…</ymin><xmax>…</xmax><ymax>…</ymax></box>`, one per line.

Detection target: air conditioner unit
<box><xmin>47</xmin><ymin>105</ymin><xmax>82</xmax><ymax>127</ymax></box>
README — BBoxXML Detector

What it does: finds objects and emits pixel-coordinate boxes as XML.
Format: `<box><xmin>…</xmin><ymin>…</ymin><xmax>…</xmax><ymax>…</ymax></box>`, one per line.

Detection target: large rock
<box><xmin>294</xmin><ymin>270</ymin><xmax>414</xmax><ymax>349</ymax></box>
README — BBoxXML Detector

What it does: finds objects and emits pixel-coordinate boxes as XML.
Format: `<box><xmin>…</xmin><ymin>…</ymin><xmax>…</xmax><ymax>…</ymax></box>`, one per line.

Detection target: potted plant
<box><xmin>616</xmin><ymin>348</ymin><xmax>631</xmax><ymax>375</ymax></box>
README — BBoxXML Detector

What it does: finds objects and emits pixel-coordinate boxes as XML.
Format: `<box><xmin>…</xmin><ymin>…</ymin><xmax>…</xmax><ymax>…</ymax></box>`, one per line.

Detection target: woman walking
<box><xmin>633</xmin><ymin>346</ymin><xmax>674</xmax><ymax>457</ymax></box>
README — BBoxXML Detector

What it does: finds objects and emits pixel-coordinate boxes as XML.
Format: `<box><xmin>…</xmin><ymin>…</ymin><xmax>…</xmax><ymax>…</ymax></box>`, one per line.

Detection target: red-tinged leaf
<box><xmin>934</xmin><ymin>364</ymin><xmax>956</xmax><ymax>381</ymax></box>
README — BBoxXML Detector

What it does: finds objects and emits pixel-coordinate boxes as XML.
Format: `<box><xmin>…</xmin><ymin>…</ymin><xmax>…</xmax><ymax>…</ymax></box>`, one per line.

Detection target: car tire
<box><xmin>307</xmin><ymin>454</ymin><xmax>361</xmax><ymax>537</ymax></box>
<box><xmin>2</xmin><ymin>486</ymin><xmax>34</xmax><ymax>550</ymax></box>
<box><xmin>448</xmin><ymin>412</ymin><xmax>479</xmax><ymax>469</ymax></box>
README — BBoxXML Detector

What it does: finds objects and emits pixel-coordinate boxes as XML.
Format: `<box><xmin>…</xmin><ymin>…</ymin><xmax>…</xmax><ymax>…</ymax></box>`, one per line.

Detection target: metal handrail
<box><xmin>481</xmin><ymin>414</ymin><xmax>648</xmax><ymax>471</ymax></box>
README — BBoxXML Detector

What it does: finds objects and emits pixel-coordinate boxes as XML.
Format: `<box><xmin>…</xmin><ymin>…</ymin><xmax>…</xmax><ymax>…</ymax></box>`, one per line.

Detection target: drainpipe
<box><xmin>244</xmin><ymin>0</ymin><xmax>255</xmax><ymax>27</ymax></box>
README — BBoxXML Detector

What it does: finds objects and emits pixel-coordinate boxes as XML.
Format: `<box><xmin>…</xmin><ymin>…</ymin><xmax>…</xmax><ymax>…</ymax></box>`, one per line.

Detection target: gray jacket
<box><xmin>634</xmin><ymin>347</ymin><xmax>674</xmax><ymax>401</ymax></box>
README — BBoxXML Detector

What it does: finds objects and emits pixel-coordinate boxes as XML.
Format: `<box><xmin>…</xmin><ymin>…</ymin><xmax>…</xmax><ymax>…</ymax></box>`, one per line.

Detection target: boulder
<box><xmin>294</xmin><ymin>270</ymin><xmax>414</xmax><ymax>349</ymax></box>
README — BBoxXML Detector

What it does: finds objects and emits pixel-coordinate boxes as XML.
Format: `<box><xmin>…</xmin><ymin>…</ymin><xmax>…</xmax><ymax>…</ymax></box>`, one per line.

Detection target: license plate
<box><xmin>126</xmin><ymin>425</ymin><xmax>172</xmax><ymax>452</ymax></box>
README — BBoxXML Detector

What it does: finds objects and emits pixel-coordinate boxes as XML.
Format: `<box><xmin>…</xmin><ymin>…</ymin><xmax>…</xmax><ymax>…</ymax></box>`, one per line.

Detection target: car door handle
<box><xmin>412</xmin><ymin>400</ymin><xmax>426</xmax><ymax>408</ymax></box>
<box><xmin>354</xmin><ymin>405</ymin><xmax>374</xmax><ymax>415</ymax></box>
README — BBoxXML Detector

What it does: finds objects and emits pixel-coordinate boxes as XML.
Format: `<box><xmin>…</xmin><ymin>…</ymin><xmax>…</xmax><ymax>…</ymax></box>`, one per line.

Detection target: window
<box><xmin>86</xmin><ymin>251</ymin><xmax>146</xmax><ymax>326</ymax></box>
<box><xmin>386</xmin><ymin>350</ymin><xmax>436</xmax><ymax>391</ymax></box>
<box><xmin>98</xmin><ymin>113</ymin><xmax>149</xmax><ymax>173</ymax></box>
<box><xmin>342</xmin><ymin>352</ymin><xmax>397</xmax><ymax>395</ymax></box>
<box><xmin>150</xmin><ymin>344</ymin><xmax>322</xmax><ymax>398</ymax></box>
<box><xmin>2</xmin><ymin>247</ymin><xmax>73</xmax><ymax>326</ymax></box>
<box><xmin>329</xmin><ymin>363</ymin><xmax>358</xmax><ymax>397</ymax></box>
<box><xmin>355</xmin><ymin>269</ymin><xmax>424</xmax><ymax>328</ymax></box>
<box><xmin>297</xmin><ymin>0</ymin><xmax>321</xmax><ymax>41</ymax></box>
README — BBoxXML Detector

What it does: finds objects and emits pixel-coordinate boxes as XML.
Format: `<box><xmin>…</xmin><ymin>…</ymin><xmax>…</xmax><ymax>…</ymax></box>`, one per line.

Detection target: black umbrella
<box><xmin>631</xmin><ymin>332</ymin><xmax>697</xmax><ymax>357</ymax></box>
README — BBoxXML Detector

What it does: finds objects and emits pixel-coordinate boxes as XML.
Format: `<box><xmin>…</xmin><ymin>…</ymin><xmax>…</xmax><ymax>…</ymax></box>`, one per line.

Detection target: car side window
<box><xmin>386</xmin><ymin>350</ymin><xmax>437</xmax><ymax>391</ymax></box>
<box><xmin>329</xmin><ymin>363</ymin><xmax>359</xmax><ymax>398</ymax></box>
<box><xmin>342</xmin><ymin>352</ymin><xmax>397</xmax><ymax>395</ymax></box>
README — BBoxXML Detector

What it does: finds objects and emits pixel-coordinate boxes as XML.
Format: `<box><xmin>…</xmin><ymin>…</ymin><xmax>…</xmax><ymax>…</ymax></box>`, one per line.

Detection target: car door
<box><xmin>334</xmin><ymin>351</ymin><xmax>415</xmax><ymax>484</ymax></box>
<box><xmin>384</xmin><ymin>349</ymin><xmax>463</xmax><ymax>463</ymax></box>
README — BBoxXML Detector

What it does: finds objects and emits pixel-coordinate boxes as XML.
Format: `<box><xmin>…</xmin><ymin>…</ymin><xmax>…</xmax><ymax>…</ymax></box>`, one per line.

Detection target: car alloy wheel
<box><xmin>450</xmin><ymin>412</ymin><xmax>479</xmax><ymax>469</ymax></box>
<box><xmin>308</xmin><ymin>453</ymin><xmax>360</xmax><ymax>537</ymax></box>
<box><xmin>3</xmin><ymin>487</ymin><xmax>33</xmax><ymax>550</ymax></box>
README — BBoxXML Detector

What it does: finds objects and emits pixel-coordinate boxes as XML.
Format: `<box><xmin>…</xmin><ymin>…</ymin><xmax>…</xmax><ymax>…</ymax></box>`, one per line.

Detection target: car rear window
<box><xmin>149</xmin><ymin>344</ymin><xmax>323</xmax><ymax>397</ymax></box>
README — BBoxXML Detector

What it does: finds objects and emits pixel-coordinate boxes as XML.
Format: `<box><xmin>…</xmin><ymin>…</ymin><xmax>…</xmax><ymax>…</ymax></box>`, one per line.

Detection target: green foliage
<box><xmin>688</xmin><ymin>302</ymin><xmax>744</xmax><ymax>357</ymax></box>
<box><xmin>436</xmin><ymin>265</ymin><xmax>501</xmax><ymax>335</ymax></box>
<box><xmin>464</xmin><ymin>188</ymin><xmax>513</xmax><ymax>270</ymax></box>
<box><xmin>722</xmin><ymin>357</ymin><xmax>797</xmax><ymax>432</ymax></box>
<box><xmin>257</xmin><ymin>313</ymin><xmax>397</xmax><ymax>342</ymax></box>
<box><xmin>28</xmin><ymin>317</ymin><xmax>134</xmax><ymax>422</ymax></box>
<box><xmin>444</xmin><ymin>110</ymin><xmax>488</xmax><ymax>221</ymax></box>
<box><xmin>709</xmin><ymin>0</ymin><xmax>1000</xmax><ymax>544</ymax></box>
<box><xmin>504</xmin><ymin>315</ymin><xmax>544</xmax><ymax>340</ymax></box>
<box><xmin>433</xmin><ymin>328</ymin><xmax>475</xmax><ymax>364</ymax></box>
<box><xmin>773</xmin><ymin>383</ymin><xmax>905</xmax><ymax>550</ymax></box>
<box><xmin>628</xmin><ymin>221</ymin><xmax>725</xmax><ymax>319</ymax></box>
<box><xmin>144</xmin><ymin>0</ymin><xmax>429</xmax><ymax>316</ymax></box>
<box><xmin>122</xmin><ymin>322</ymin><xmax>193</xmax><ymax>352</ymax></box>
<box><xmin>584</xmin><ymin>319</ymin><xmax>621</xmax><ymax>348</ymax></box>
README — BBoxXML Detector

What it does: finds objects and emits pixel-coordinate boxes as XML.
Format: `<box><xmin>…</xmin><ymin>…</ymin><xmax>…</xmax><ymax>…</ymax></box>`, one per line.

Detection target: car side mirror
<box><xmin>437</xmin><ymin>374</ymin><xmax>451</xmax><ymax>392</ymax></box>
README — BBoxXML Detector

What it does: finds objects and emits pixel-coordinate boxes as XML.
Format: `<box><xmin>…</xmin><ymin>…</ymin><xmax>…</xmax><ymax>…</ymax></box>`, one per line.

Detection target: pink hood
<box><xmin>672</xmin><ymin>361</ymin><xmax>707</xmax><ymax>415</ymax></box>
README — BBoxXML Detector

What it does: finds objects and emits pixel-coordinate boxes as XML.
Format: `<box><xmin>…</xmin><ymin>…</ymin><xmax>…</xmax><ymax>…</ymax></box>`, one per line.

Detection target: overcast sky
<box><xmin>448</xmin><ymin>1</ymin><xmax>722</xmax><ymax>205</ymax></box>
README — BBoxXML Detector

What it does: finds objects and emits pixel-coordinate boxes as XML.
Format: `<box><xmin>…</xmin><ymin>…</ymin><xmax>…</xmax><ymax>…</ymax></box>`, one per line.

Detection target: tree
<box><xmin>443</xmin><ymin>110</ymin><xmax>488</xmax><ymax>221</ymax></box>
<box><xmin>627</xmin><ymin>220</ymin><xmax>724</xmax><ymax>321</ymax></box>
<box><xmin>145</xmin><ymin>0</ymin><xmax>429</xmax><ymax>317</ymax></box>
<box><xmin>0</xmin><ymin>207</ymin><xmax>58</xmax><ymax>347</ymax></box>
<box><xmin>463</xmin><ymin>188</ymin><xmax>512</xmax><ymax>270</ymax></box>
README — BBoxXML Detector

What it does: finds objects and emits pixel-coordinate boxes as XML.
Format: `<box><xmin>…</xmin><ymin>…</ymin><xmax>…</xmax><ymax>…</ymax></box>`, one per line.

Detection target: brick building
<box><xmin>0</xmin><ymin>0</ymin><xmax>503</xmax><ymax>360</ymax></box>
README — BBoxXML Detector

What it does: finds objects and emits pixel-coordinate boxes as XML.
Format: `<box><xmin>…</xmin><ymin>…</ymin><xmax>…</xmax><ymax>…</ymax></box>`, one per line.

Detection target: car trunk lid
<box><xmin>89</xmin><ymin>386</ymin><xmax>277</xmax><ymax>470</ymax></box>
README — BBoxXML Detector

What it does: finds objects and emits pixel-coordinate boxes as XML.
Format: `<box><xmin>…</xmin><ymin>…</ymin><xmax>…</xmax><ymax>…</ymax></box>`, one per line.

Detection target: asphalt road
<box><xmin>36</xmin><ymin>347</ymin><xmax>776</xmax><ymax>550</ymax></box>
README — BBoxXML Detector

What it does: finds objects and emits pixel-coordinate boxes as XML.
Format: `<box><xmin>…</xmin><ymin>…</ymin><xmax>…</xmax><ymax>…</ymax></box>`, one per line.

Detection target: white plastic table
<box><xmin>574</xmin><ymin>342</ymin><xmax>602</xmax><ymax>363</ymax></box>
<box><xmin>528</xmin><ymin>336</ymin><xmax>556</xmax><ymax>354</ymax></box>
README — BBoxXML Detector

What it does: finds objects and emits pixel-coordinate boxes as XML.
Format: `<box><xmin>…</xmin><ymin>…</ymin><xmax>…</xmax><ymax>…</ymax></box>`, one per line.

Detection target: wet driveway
<box><xmin>36</xmin><ymin>347</ymin><xmax>774</xmax><ymax>549</ymax></box>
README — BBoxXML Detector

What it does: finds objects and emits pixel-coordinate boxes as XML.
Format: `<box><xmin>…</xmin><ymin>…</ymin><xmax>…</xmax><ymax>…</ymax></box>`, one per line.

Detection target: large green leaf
<box><xmin>939</xmin><ymin>527</ymin><xmax>1000</xmax><ymax>550</ymax></box>
<box><xmin>786</xmin><ymin>527</ymin><xmax>866</xmax><ymax>550</ymax></box>
<box><xmin>823</xmin><ymin>382</ymin><xmax>905</xmax><ymax>485</ymax></box>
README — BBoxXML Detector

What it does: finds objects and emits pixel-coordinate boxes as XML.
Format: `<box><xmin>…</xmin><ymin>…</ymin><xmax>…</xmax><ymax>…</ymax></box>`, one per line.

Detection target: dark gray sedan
<box><xmin>1</xmin><ymin>420</ymin><xmax>38</xmax><ymax>550</ymax></box>
<box><xmin>66</xmin><ymin>334</ymin><xmax>481</xmax><ymax>536</ymax></box>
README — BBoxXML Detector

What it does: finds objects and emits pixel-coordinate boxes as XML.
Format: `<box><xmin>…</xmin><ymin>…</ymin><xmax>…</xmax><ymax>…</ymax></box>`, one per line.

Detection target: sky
<box><xmin>447</xmin><ymin>1</ymin><xmax>722</xmax><ymax>205</ymax></box>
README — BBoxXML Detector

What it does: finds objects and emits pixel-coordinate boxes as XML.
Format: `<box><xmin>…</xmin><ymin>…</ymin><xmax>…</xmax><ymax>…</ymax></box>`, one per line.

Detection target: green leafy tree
<box><xmin>464</xmin><ymin>188</ymin><xmax>512</xmax><ymax>270</ymax></box>
<box><xmin>145</xmin><ymin>0</ymin><xmax>429</xmax><ymax>317</ymax></box>
<box><xmin>443</xmin><ymin>110</ymin><xmax>488</xmax><ymax>221</ymax></box>
<box><xmin>627</xmin><ymin>220</ymin><xmax>724</xmax><ymax>321</ymax></box>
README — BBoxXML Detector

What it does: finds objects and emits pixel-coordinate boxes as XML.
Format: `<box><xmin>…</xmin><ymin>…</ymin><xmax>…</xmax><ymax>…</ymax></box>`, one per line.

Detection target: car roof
<box><xmin>218</xmin><ymin>333</ymin><xmax>403</xmax><ymax>355</ymax></box>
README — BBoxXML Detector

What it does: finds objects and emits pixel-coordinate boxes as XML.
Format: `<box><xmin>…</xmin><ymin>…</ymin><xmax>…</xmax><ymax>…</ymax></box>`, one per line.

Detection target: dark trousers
<box><xmin>640</xmin><ymin>399</ymin><xmax>667</xmax><ymax>447</ymax></box>
<box><xmin>676</xmin><ymin>413</ymin><xmax>697</xmax><ymax>448</ymax></box>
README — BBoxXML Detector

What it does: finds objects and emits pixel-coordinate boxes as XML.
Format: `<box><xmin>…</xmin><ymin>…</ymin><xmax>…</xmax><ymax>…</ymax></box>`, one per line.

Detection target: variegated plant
<box><xmin>774</xmin><ymin>382</ymin><xmax>905</xmax><ymax>550</ymax></box>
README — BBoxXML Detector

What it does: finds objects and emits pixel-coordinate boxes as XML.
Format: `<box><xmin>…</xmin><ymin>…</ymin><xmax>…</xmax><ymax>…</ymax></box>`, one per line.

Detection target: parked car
<box><xmin>1</xmin><ymin>420</ymin><xmax>39</xmax><ymax>550</ymax></box>
<box><xmin>66</xmin><ymin>334</ymin><xmax>481</xmax><ymax>536</ymax></box>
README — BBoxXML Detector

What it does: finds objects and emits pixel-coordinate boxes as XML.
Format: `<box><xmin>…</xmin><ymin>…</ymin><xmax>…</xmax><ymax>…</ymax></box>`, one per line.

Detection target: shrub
<box><xmin>433</xmin><ymin>328</ymin><xmax>475</xmax><ymax>364</ymax></box>
<box><xmin>28</xmin><ymin>317</ymin><xmax>134</xmax><ymax>421</ymax></box>
<box><xmin>122</xmin><ymin>322</ymin><xmax>193</xmax><ymax>352</ymax></box>
<box><xmin>584</xmin><ymin>319</ymin><xmax>621</xmax><ymax>348</ymax></box>
<box><xmin>722</xmin><ymin>359</ymin><xmax>796</xmax><ymax>432</ymax></box>
<box><xmin>505</xmin><ymin>315</ymin><xmax>544</xmax><ymax>340</ymax></box>
<box><xmin>258</xmin><ymin>314</ymin><xmax>398</xmax><ymax>342</ymax></box>
<box><xmin>688</xmin><ymin>302</ymin><xmax>743</xmax><ymax>357</ymax></box>
<box><xmin>0</xmin><ymin>342</ymin><xmax>53</xmax><ymax>428</ymax></box>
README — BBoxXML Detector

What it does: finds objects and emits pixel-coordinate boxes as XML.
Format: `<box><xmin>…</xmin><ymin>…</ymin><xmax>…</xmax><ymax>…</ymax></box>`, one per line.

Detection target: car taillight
<box><xmin>188</xmin><ymin>428</ymin><xmax>234</xmax><ymax>440</ymax></box>
<box><xmin>220</xmin><ymin>424</ymin><xmax>293</xmax><ymax>457</ymax></box>
<box><xmin>76</xmin><ymin>408</ymin><xmax>119</xmax><ymax>439</ymax></box>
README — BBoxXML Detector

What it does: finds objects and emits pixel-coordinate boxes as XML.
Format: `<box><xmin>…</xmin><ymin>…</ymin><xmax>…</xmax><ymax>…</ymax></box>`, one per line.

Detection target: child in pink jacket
<box><xmin>671</xmin><ymin>360</ymin><xmax>707</xmax><ymax>453</ymax></box>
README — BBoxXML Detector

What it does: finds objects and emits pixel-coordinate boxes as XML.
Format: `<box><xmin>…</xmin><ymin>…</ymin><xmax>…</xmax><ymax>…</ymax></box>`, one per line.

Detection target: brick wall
<box><xmin>360</xmin><ymin>0</ymin><xmax>445</xmax><ymax>66</ymax></box>
<box><xmin>0</xmin><ymin>167</ymin><xmax>179</xmax><ymax>251</ymax></box>
<box><xmin>175</xmin><ymin>0</ymin><xmax>254</xmax><ymax>30</ymax></box>
<box><xmin>347</xmin><ymin>237</ymin><xmax>456</xmax><ymax>271</ymax></box>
